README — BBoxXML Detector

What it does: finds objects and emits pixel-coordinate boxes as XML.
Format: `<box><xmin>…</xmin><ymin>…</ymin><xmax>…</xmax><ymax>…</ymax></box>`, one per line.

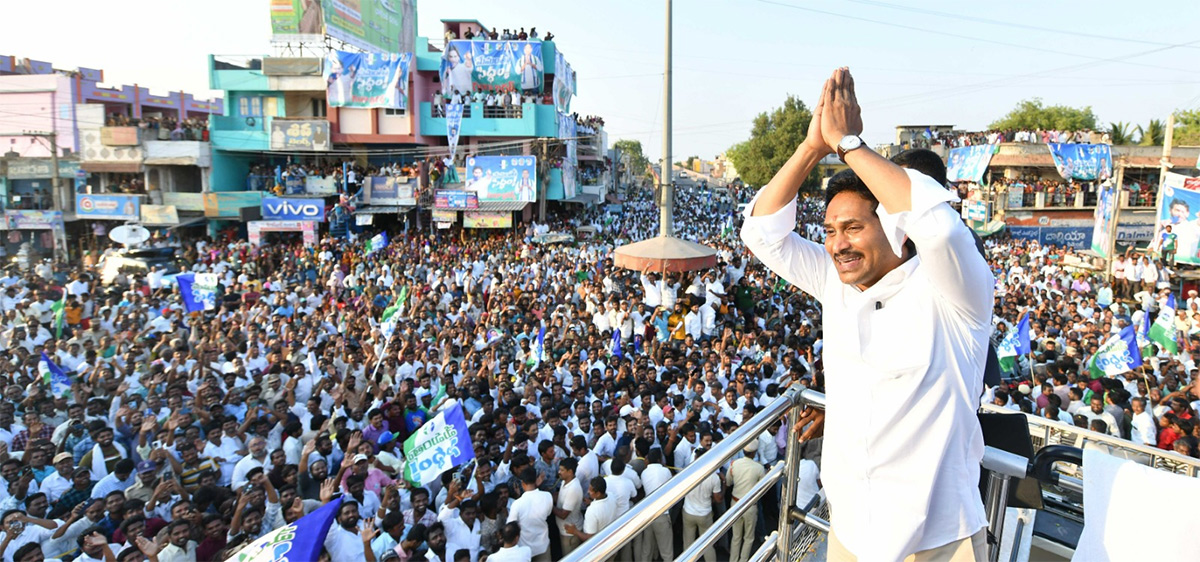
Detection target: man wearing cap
<box><xmin>121</xmin><ymin>461</ymin><xmax>160</xmax><ymax>503</ymax></box>
<box><xmin>39</xmin><ymin>453</ymin><xmax>76</xmax><ymax>503</ymax></box>
<box><xmin>728</xmin><ymin>442</ymin><xmax>765</xmax><ymax>562</ymax></box>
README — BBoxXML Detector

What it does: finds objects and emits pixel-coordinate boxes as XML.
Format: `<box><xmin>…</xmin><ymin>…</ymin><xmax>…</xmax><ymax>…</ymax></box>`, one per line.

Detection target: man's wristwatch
<box><xmin>836</xmin><ymin>135</ymin><xmax>866</xmax><ymax>162</ymax></box>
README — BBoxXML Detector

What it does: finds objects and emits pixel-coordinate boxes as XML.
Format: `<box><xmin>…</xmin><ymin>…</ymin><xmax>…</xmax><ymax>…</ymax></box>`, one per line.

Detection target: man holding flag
<box><xmin>996</xmin><ymin>314</ymin><xmax>1031</xmax><ymax>378</ymax></box>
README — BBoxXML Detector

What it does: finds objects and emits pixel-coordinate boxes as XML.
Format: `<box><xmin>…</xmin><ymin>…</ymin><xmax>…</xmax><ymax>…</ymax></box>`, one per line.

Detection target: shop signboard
<box><xmin>75</xmin><ymin>194</ymin><xmax>141</xmax><ymax>221</ymax></box>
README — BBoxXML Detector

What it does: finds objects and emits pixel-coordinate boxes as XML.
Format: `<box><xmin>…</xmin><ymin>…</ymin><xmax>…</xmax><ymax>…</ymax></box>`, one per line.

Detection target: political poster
<box><xmin>402</xmin><ymin>403</ymin><xmax>475</xmax><ymax>487</ymax></box>
<box><xmin>463</xmin><ymin>211</ymin><xmax>513</xmax><ymax>228</ymax></box>
<box><xmin>1153</xmin><ymin>172</ymin><xmax>1200</xmax><ymax>265</ymax></box>
<box><xmin>1047</xmin><ymin>143</ymin><xmax>1113</xmax><ymax>181</ymax></box>
<box><xmin>441</xmin><ymin>41</ymin><xmax>543</xmax><ymax>94</ymax></box>
<box><xmin>435</xmin><ymin>190</ymin><xmax>478</xmax><ymax>209</ymax></box>
<box><xmin>553</xmin><ymin>51</ymin><xmax>575</xmax><ymax>113</ymax></box>
<box><xmin>1091</xmin><ymin>183</ymin><xmax>1117</xmax><ymax>257</ymax></box>
<box><xmin>945</xmin><ymin>145</ymin><xmax>995</xmax><ymax>184</ymax></box>
<box><xmin>432</xmin><ymin>210</ymin><xmax>457</xmax><ymax>223</ymax></box>
<box><xmin>463</xmin><ymin>155</ymin><xmax>537</xmax><ymax>202</ymax></box>
<box><xmin>558</xmin><ymin>113</ymin><xmax>578</xmax><ymax>199</ymax></box>
<box><xmin>366</xmin><ymin>176</ymin><xmax>416</xmax><ymax>205</ymax></box>
<box><xmin>961</xmin><ymin>200</ymin><xmax>987</xmax><ymax>222</ymax></box>
<box><xmin>1007</xmin><ymin>184</ymin><xmax>1026</xmax><ymax>209</ymax></box>
<box><xmin>269</xmin><ymin>120</ymin><xmax>330</xmax><ymax>151</ymax></box>
<box><xmin>227</xmin><ymin>496</ymin><xmax>342</xmax><ymax>562</ymax></box>
<box><xmin>446</xmin><ymin>103</ymin><xmax>464</xmax><ymax>161</ymax></box>
<box><xmin>323</xmin><ymin>50</ymin><xmax>411</xmax><ymax>109</ymax></box>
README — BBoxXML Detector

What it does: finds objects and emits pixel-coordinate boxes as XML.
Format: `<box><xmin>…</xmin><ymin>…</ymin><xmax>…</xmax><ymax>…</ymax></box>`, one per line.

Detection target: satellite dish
<box><xmin>109</xmin><ymin>225</ymin><xmax>151</xmax><ymax>246</ymax></box>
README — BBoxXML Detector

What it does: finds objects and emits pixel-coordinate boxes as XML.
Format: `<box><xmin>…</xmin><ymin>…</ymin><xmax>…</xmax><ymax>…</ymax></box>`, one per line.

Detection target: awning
<box><xmin>81</xmin><ymin>162</ymin><xmax>143</xmax><ymax>173</ymax></box>
<box><xmin>562</xmin><ymin>193</ymin><xmax>600</xmax><ymax>205</ymax></box>
<box><xmin>357</xmin><ymin>205</ymin><xmax>414</xmax><ymax>214</ymax></box>
<box><xmin>475</xmin><ymin>201</ymin><xmax>530</xmax><ymax>212</ymax></box>
<box><xmin>143</xmin><ymin>214</ymin><xmax>207</xmax><ymax>229</ymax></box>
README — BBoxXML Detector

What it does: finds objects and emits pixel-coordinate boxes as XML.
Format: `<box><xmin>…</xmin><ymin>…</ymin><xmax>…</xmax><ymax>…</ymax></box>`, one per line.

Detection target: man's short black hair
<box><xmin>892</xmin><ymin>148</ymin><xmax>948</xmax><ymax>186</ymax></box>
<box><xmin>824</xmin><ymin>169</ymin><xmax>876</xmax><ymax>209</ymax></box>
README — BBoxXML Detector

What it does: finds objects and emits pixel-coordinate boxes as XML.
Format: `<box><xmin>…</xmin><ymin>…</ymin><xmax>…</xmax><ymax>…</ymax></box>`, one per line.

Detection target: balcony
<box><xmin>145</xmin><ymin>140</ymin><xmax>211</xmax><ymax>167</ymax></box>
<box><xmin>419</xmin><ymin>102</ymin><xmax>557</xmax><ymax>137</ymax></box>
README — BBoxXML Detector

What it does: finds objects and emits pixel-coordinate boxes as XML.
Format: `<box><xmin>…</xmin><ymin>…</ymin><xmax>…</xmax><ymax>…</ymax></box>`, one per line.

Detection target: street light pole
<box><xmin>659</xmin><ymin>0</ymin><xmax>673</xmax><ymax>237</ymax></box>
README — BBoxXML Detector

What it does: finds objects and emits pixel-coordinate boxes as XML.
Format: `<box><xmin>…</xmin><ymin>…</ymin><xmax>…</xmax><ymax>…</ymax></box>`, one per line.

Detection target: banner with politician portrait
<box><xmin>446</xmin><ymin>103</ymin><xmax>464</xmax><ymax>162</ymax></box>
<box><xmin>1153</xmin><ymin>172</ymin><xmax>1200</xmax><ymax>265</ymax></box>
<box><xmin>441</xmin><ymin>41</ymin><xmax>543</xmax><ymax>94</ymax></box>
<box><xmin>1091</xmin><ymin>183</ymin><xmax>1117</xmax><ymax>258</ymax></box>
<box><xmin>945</xmin><ymin>145</ymin><xmax>995</xmax><ymax>184</ymax></box>
<box><xmin>1047</xmin><ymin>143</ymin><xmax>1112</xmax><ymax>181</ymax></box>
<box><xmin>323</xmin><ymin>50</ymin><xmax>411</xmax><ymax>109</ymax></box>
<box><xmin>463</xmin><ymin>155</ymin><xmax>537</xmax><ymax>202</ymax></box>
<box><xmin>553</xmin><ymin>51</ymin><xmax>575</xmax><ymax>113</ymax></box>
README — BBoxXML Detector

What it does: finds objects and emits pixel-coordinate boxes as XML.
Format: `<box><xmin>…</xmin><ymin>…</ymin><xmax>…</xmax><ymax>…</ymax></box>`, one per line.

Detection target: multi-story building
<box><xmin>206</xmin><ymin>14</ymin><xmax>605</xmax><ymax>241</ymax></box>
<box><xmin>0</xmin><ymin>54</ymin><xmax>221</xmax><ymax>258</ymax></box>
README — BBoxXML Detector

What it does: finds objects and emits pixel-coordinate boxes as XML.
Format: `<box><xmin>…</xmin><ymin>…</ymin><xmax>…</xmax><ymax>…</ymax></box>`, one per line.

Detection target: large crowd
<box><xmin>0</xmin><ymin>166</ymin><xmax>1194</xmax><ymax>562</ymax></box>
<box><xmin>905</xmin><ymin>128</ymin><xmax>1110</xmax><ymax>150</ymax></box>
<box><xmin>103</xmin><ymin>115</ymin><xmax>209</xmax><ymax>142</ymax></box>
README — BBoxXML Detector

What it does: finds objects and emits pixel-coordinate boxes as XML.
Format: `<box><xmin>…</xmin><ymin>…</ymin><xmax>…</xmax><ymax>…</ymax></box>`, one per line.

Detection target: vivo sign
<box><xmin>261</xmin><ymin>197</ymin><xmax>325</xmax><ymax>222</ymax></box>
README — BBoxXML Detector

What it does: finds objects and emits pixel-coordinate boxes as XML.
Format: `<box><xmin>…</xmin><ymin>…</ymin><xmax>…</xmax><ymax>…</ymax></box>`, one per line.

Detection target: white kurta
<box><xmin>741</xmin><ymin>168</ymin><xmax>993</xmax><ymax>561</ymax></box>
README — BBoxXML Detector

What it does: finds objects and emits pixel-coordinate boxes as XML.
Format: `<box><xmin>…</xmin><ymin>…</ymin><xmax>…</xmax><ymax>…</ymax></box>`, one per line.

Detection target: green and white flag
<box><xmin>1147</xmin><ymin>294</ymin><xmax>1179</xmax><ymax>355</ymax></box>
<box><xmin>401</xmin><ymin>402</ymin><xmax>475</xmax><ymax>487</ymax></box>
<box><xmin>1088</xmin><ymin>325</ymin><xmax>1143</xmax><ymax>379</ymax></box>
<box><xmin>50</xmin><ymin>293</ymin><xmax>65</xmax><ymax>338</ymax></box>
<box><xmin>997</xmin><ymin>315</ymin><xmax>1030</xmax><ymax>374</ymax></box>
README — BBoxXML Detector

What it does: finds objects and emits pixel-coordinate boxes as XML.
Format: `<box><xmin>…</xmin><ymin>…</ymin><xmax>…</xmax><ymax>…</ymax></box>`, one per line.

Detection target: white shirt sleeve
<box><xmin>875</xmin><ymin>169</ymin><xmax>994</xmax><ymax>325</ymax></box>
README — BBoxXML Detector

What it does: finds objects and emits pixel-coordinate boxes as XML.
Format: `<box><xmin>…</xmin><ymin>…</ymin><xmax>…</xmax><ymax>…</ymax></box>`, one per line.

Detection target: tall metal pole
<box><xmin>659</xmin><ymin>0</ymin><xmax>673</xmax><ymax>237</ymax></box>
<box><xmin>49</xmin><ymin>131</ymin><xmax>66</xmax><ymax>262</ymax></box>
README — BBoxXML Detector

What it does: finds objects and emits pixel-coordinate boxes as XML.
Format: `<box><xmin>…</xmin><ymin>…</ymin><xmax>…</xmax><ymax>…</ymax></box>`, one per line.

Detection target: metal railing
<box><xmin>979</xmin><ymin>404</ymin><xmax>1200</xmax><ymax>478</ymax></box>
<box><xmin>560</xmin><ymin>384</ymin><xmax>828</xmax><ymax>562</ymax></box>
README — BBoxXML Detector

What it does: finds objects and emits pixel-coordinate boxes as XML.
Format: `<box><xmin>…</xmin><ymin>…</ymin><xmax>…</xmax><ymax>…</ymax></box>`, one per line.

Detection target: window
<box><xmin>384</xmin><ymin>108</ymin><xmax>406</xmax><ymax>116</ymax></box>
<box><xmin>312</xmin><ymin>99</ymin><xmax>327</xmax><ymax>117</ymax></box>
<box><xmin>239</xmin><ymin>96</ymin><xmax>264</xmax><ymax>117</ymax></box>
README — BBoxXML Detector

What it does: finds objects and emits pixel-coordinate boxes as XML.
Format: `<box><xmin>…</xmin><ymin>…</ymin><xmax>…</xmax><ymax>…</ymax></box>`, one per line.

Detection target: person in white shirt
<box><xmin>564</xmin><ymin>477</ymin><xmax>616</xmax><ymax>544</ymax></box>
<box><xmin>506</xmin><ymin>469</ymin><xmax>553</xmax><ymax>562</ymax></box>
<box><xmin>553</xmin><ymin>459</ymin><xmax>585</xmax><ymax>556</ymax></box>
<box><xmin>322</xmin><ymin>500</ymin><xmax>372</xmax><ymax>562</ymax></box>
<box><xmin>1129</xmin><ymin>397</ymin><xmax>1157</xmax><ymax>447</ymax></box>
<box><xmin>741</xmin><ymin>68</ymin><xmax>991</xmax><ymax>561</ymax></box>
<box><xmin>489</xmin><ymin>522</ymin><xmax>532</xmax><ymax>562</ymax></box>
<box><xmin>681</xmin><ymin>470</ymin><xmax>722</xmax><ymax>562</ymax></box>
<box><xmin>637</xmin><ymin>450</ymin><xmax>674</xmax><ymax>562</ymax></box>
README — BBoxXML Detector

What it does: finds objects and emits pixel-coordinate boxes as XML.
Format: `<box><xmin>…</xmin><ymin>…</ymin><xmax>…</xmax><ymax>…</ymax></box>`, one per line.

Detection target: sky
<box><xmin>5</xmin><ymin>0</ymin><xmax>1200</xmax><ymax>163</ymax></box>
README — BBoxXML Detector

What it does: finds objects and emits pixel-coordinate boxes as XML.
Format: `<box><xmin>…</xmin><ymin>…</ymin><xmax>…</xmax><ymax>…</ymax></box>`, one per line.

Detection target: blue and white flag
<box><xmin>612</xmin><ymin>330</ymin><xmax>623</xmax><ymax>358</ymax></box>
<box><xmin>402</xmin><ymin>402</ymin><xmax>475</xmax><ymax>487</ymax></box>
<box><xmin>365</xmin><ymin>231</ymin><xmax>389</xmax><ymax>254</ymax></box>
<box><xmin>39</xmin><ymin>352</ymin><xmax>72</xmax><ymax>398</ymax></box>
<box><xmin>633</xmin><ymin>334</ymin><xmax>643</xmax><ymax>355</ymax></box>
<box><xmin>446</xmin><ymin>103</ymin><xmax>464</xmax><ymax>162</ymax></box>
<box><xmin>227</xmin><ymin>496</ymin><xmax>342</xmax><ymax>562</ymax></box>
<box><xmin>176</xmin><ymin>273</ymin><xmax>218</xmax><ymax>312</ymax></box>
<box><xmin>532</xmin><ymin>326</ymin><xmax>546</xmax><ymax>366</ymax></box>
<box><xmin>1088</xmin><ymin>325</ymin><xmax>1143</xmax><ymax>379</ymax></box>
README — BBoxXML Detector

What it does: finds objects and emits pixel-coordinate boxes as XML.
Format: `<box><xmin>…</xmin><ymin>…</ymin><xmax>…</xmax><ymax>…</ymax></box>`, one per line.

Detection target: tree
<box><xmin>1108</xmin><ymin>122</ymin><xmax>1136</xmax><ymax>145</ymax></box>
<box><xmin>684</xmin><ymin>156</ymin><xmax>698</xmax><ymax>170</ymax></box>
<box><xmin>726</xmin><ymin>95</ymin><xmax>821</xmax><ymax>190</ymax></box>
<box><xmin>1138</xmin><ymin>119</ymin><xmax>1165</xmax><ymax>146</ymax></box>
<box><xmin>989</xmin><ymin>98</ymin><xmax>1098</xmax><ymax>131</ymax></box>
<box><xmin>612</xmin><ymin>139</ymin><xmax>650</xmax><ymax>176</ymax></box>
<box><xmin>1173</xmin><ymin>109</ymin><xmax>1200</xmax><ymax>146</ymax></box>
